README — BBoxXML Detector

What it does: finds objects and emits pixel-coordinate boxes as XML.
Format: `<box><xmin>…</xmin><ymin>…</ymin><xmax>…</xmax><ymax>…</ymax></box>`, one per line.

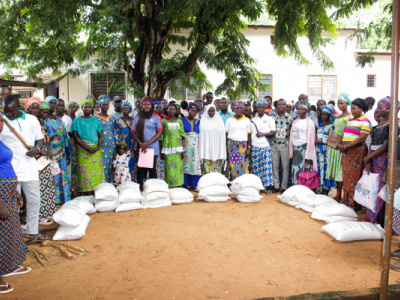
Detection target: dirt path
<box><xmin>4</xmin><ymin>193</ymin><xmax>400</xmax><ymax>299</ymax></box>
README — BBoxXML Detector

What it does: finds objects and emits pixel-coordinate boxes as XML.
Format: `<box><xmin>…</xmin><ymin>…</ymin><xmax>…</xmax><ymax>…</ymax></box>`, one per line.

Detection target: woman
<box><xmin>338</xmin><ymin>98</ymin><xmax>372</xmax><ymax>209</ymax></box>
<box><xmin>225</xmin><ymin>102</ymin><xmax>251</xmax><ymax>180</ymax></box>
<box><xmin>364</xmin><ymin>97</ymin><xmax>393</xmax><ymax>225</ymax></box>
<box><xmin>315</xmin><ymin>105</ymin><xmax>335</xmax><ymax>195</ymax></box>
<box><xmin>160</xmin><ymin>104</ymin><xmax>185</xmax><ymax>187</ymax></box>
<box><xmin>181</xmin><ymin>102</ymin><xmax>201</xmax><ymax>188</ymax></box>
<box><xmin>250</xmin><ymin>99</ymin><xmax>276</xmax><ymax>194</ymax></box>
<box><xmin>44</xmin><ymin>96</ymin><xmax>71</xmax><ymax>204</ymax></box>
<box><xmin>132</xmin><ymin>98</ymin><xmax>163</xmax><ymax>190</ymax></box>
<box><xmin>68</xmin><ymin>102</ymin><xmax>79</xmax><ymax>121</ymax></box>
<box><xmin>26</xmin><ymin>99</ymin><xmax>57</xmax><ymax>225</ymax></box>
<box><xmin>67</xmin><ymin>102</ymin><xmax>80</xmax><ymax>195</ymax></box>
<box><xmin>175</xmin><ymin>103</ymin><xmax>184</xmax><ymax>118</ymax></box>
<box><xmin>94</xmin><ymin>96</ymin><xmax>115</xmax><ymax>182</ymax></box>
<box><xmin>289</xmin><ymin>101</ymin><xmax>318</xmax><ymax>185</ymax></box>
<box><xmin>153</xmin><ymin>101</ymin><xmax>166</xmax><ymax>179</ymax></box>
<box><xmin>70</xmin><ymin>99</ymin><xmax>105</xmax><ymax>194</ymax></box>
<box><xmin>244</xmin><ymin>104</ymin><xmax>253</xmax><ymax>119</ymax></box>
<box><xmin>325</xmin><ymin>93</ymin><xmax>352</xmax><ymax>202</ymax></box>
<box><xmin>200</xmin><ymin>105</ymin><xmax>226</xmax><ymax>174</ymax></box>
<box><xmin>0</xmin><ymin>114</ymin><xmax>30</xmax><ymax>295</ymax></box>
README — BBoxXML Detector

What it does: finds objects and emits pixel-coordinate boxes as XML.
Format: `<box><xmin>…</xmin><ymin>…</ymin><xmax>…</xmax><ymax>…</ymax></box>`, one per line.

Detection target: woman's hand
<box><xmin>337</xmin><ymin>144</ymin><xmax>345</xmax><ymax>153</ymax></box>
<box><xmin>363</xmin><ymin>156</ymin><xmax>371</xmax><ymax>166</ymax></box>
<box><xmin>160</xmin><ymin>153</ymin><xmax>165</xmax><ymax>161</ymax></box>
<box><xmin>245</xmin><ymin>147</ymin><xmax>251</xmax><ymax>158</ymax></box>
<box><xmin>0</xmin><ymin>202</ymin><xmax>9</xmax><ymax>221</ymax></box>
<box><xmin>180</xmin><ymin>151</ymin><xmax>185</xmax><ymax>160</ymax></box>
<box><xmin>66</xmin><ymin>155</ymin><xmax>71</xmax><ymax>166</ymax></box>
<box><xmin>16</xmin><ymin>190</ymin><xmax>23</xmax><ymax>208</ymax></box>
<box><xmin>365</xmin><ymin>163</ymin><xmax>372</xmax><ymax>173</ymax></box>
<box><xmin>305</xmin><ymin>159</ymin><xmax>313</xmax><ymax>166</ymax></box>
<box><xmin>139</xmin><ymin>142</ymin><xmax>150</xmax><ymax>153</ymax></box>
<box><xmin>255</xmin><ymin>132</ymin><xmax>264</xmax><ymax>138</ymax></box>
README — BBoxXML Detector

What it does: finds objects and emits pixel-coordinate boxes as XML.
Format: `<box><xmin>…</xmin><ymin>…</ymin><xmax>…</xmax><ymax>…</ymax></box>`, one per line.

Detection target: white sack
<box><xmin>143</xmin><ymin>179</ymin><xmax>169</xmax><ymax>189</ymax></box>
<box><xmin>231</xmin><ymin>174</ymin><xmax>264</xmax><ymax>190</ymax></box>
<box><xmin>143</xmin><ymin>179</ymin><xmax>169</xmax><ymax>193</ymax></box>
<box><xmin>95</xmin><ymin>200</ymin><xmax>119</xmax><ymax>212</ymax></box>
<box><xmin>197</xmin><ymin>172</ymin><xmax>229</xmax><ymax>190</ymax></box>
<box><xmin>296</xmin><ymin>203</ymin><xmax>314</xmax><ymax>213</ymax></box>
<box><xmin>141</xmin><ymin>198</ymin><xmax>171</xmax><ymax>209</ymax></box>
<box><xmin>145</xmin><ymin>192</ymin><xmax>170</xmax><ymax>202</ymax></box>
<box><xmin>203</xmin><ymin>195</ymin><xmax>230</xmax><ymax>202</ymax></box>
<box><xmin>117</xmin><ymin>182</ymin><xmax>143</xmax><ymax>203</ymax></box>
<box><xmin>234</xmin><ymin>194</ymin><xmax>262</xmax><ymax>203</ymax></box>
<box><xmin>53</xmin><ymin>200</ymin><xmax>95</xmax><ymax>226</ymax></box>
<box><xmin>279</xmin><ymin>185</ymin><xmax>315</xmax><ymax>203</ymax></box>
<box><xmin>230</xmin><ymin>187</ymin><xmax>260</xmax><ymax>199</ymax></box>
<box><xmin>311</xmin><ymin>210</ymin><xmax>357</xmax><ymax>223</ymax></box>
<box><xmin>171</xmin><ymin>197</ymin><xmax>194</xmax><ymax>205</ymax></box>
<box><xmin>169</xmin><ymin>188</ymin><xmax>193</xmax><ymax>200</ymax></box>
<box><xmin>71</xmin><ymin>195</ymin><xmax>96</xmax><ymax>205</ymax></box>
<box><xmin>116</xmin><ymin>202</ymin><xmax>142</xmax><ymax>212</ymax></box>
<box><xmin>53</xmin><ymin>215</ymin><xmax>90</xmax><ymax>241</ymax></box>
<box><xmin>94</xmin><ymin>183</ymin><xmax>119</xmax><ymax>201</ymax></box>
<box><xmin>322</xmin><ymin>221</ymin><xmax>384</xmax><ymax>242</ymax></box>
<box><xmin>313</xmin><ymin>202</ymin><xmax>357</xmax><ymax>219</ymax></box>
<box><xmin>117</xmin><ymin>182</ymin><xmax>140</xmax><ymax>193</ymax></box>
<box><xmin>197</xmin><ymin>185</ymin><xmax>231</xmax><ymax>200</ymax></box>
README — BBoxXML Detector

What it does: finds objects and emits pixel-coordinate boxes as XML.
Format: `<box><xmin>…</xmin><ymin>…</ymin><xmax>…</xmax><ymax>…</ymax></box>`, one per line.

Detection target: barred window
<box><xmin>308</xmin><ymin>75</ymin><xmax>336</xmax><ymax>101</ymax></box>
<box><xmin>91</xmin><ymin>73</ymin><xmax>126</xmax><ymax>100</ymax></box>
<box><xmin>367</xmin><ymin>75</ymin><xmax>376</xmax><ymax>87</ymax></box>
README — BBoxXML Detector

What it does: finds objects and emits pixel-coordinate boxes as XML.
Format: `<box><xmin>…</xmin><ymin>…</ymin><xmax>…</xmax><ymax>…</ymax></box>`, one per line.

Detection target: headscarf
<box><xmin>175</xmin><ymin>103</ymin><xmax>181</xmax><ymax>108</ymax></box>
<box><xmin>322</xmin><ymin>105</ymin><xmax>334</xmax><ymax>115</ymax></box>
<box><xmin>256</xmin><ymin>99</ymin><xmax>268</xmax><ymax>108</ymax></box>
<box><xmin>298</xmin><ymin>101</ymin><xmax>311</xmax><ymax>112</ymax></box>
<box><xmin>153</xmin><ymin>101</ymin><xmax>162</xmax><ymax>105</ymax></box>
<box><xmin>352</xmin><ymin>98</ymin><xmax>369</xmax><ymax>113</ymax></box>
<box><xmin>117</xmin><ymin>140</ymin><xmax>128</xmax><ymax>149</ymax></box>
<box><xmin>377</xmin><ymin>96</ymin><xmax>400</xmax><ymax>111</ymax></box>
<box><xmin>232</xmin><ymin>102</ymin><xmax>244</xmax><ymax>109</ymax></box>
<box><xmin>136</xmin><ymin>98</ymin><xmax>154</xmax><ymax>143</ymax></box>
<box><xmin>188</xmin><ymin>102</ymin><xmax>199</xmax><ymax>111</ymax></box>
<box><xmin>81</xmin><ymin>99</ymin><xmax>94</xmax><ymax>108</ymax></box>
<box><xmin>199</xmin><ymin>105</ymin><xmax>226</xmax><ymax>161</ymax></box>
<box><xmin>45</xmin><ymin>95</ymin><xmax>58</xmax><ymax>104</ymax></box>
<box><xmin>98</xmin><ymin>95</ymin><xmax>111</xmax><ymax>106</ymax></box>
<box><xmin>338</xmin><ymin>93</ymin><xmax>351</xmax><ymax>105</ymax></box>
<box><xmin>40</xmin><ymin>101</ymin><xmax>51</xmax><ymax>110</ymax></box>
<box><xmin>24</xmin><ymin>97</ymin><xmax>41</xmax><ymax>111</ymax></box>
<box><xmin>122</xmin><ymin>102</ymin><xmax>132</xmax><ymax>112</ymax></box>
<box><xmin>68</xmin><ymin>102</ymin><xmax>80</xmax><ymax>109</ymax></box>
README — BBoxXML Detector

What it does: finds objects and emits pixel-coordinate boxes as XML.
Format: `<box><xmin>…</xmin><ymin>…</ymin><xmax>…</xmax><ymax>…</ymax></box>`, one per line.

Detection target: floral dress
<box><xmin>316</xmin><ymin>123</ymin><xmax>336</xmax><ymax>191</ymax></box>
<box><xmin>181</xmin><ymin>117</ymin><xmax>201</xmax><ymax>187</ymax></box>
<box><xmin>113</xmin><ymin>151</ymin><xmax>132</xmax><ymax>185</ymax></box>
<box><xmin>114</xmin><ymin>117</ymin><xmax>136</xmax><ymax>179</ymax></box>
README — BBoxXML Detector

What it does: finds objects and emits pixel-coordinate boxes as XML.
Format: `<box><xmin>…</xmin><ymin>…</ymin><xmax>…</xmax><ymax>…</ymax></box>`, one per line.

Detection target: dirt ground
<box><xmin>4</xmin><ymin>192</ymin><xmax>400</xmax><ymax>300</ymax></box>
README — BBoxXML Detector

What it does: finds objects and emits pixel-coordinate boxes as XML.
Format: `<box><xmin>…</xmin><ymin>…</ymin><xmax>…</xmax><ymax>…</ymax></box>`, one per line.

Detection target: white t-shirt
<box><xmin>225</xmin><ymin>116</ymin><xmax>251</xmax><ymax>142</ymax></box>
<box><xmin>62</xmin><ymin>115</ymin><xmax>73</xmax><ymax>132</ymax></box>
<box><xmin>0</xmin><ymin>112</ymin><xmax>44</xmax><ymax>181</ymax></box>
<box><xmin>251</xmin><ymin>114</ymin><xmax>276</xmax><ymax>148</ymax></box>
<box><xmin>291</xmin><ymin>118</ymin><xmax>307</xmax><ymax>146</ymax></box>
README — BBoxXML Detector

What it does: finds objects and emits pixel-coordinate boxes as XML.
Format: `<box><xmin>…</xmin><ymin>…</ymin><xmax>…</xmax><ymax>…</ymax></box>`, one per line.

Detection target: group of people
<box><xmin>0</xmin><ymin>85</ymin><xmax>396</xmax><ymax>294</ymax></box>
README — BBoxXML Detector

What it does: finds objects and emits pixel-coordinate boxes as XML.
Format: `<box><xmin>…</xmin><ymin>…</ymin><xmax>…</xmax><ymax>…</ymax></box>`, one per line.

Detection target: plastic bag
<box><xmin>50</xmin><ymin>161</ymin><xmax>61</xmax><ymax>176</ymax></box>
<box><xmin>354</xmin><ymin>171</ymin><xmax>379</xmax><ymax>212</ymax></box>
<box><xmin>53</xmin><ymin>215</ymin><xmax>90</xmax><ymax>241</ymax></box>
<box><xmin>322</xmin><ymin>221</ymin><xmax>384</xmax><ymax>242</ymax></box>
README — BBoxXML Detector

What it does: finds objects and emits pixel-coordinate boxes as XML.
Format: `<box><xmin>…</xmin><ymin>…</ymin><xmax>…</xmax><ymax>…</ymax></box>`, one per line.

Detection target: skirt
<box><xmin>101</xmin><ymin>145</ymin><xmax>115</xmax><ymax>183</ymax></box>
<box><xmin>316</xmin><ymin>144</ymin><xmax>336</xmax><ymax>191</ymax></box>
<box><xmin>54</xmin><ymin>156</ymin><xmax>71</xmax><ymax>204</ymax></box>
<box><xmin>325</xmin><ymin>147</ymin><xmax>344</xmax><ymax>182</ymax></box>
<box><xmin>70</xmin><ymin>141</ymin><xmax>79</xmax><ymax>192</ymax></box>
<box><xmin>156</xmin><ymin>156</ymin><xmax>165</xmax><ymax>180</ymax></box>
<box><xmin>76</xmin><ymin>141</ymin><xmax>106</xmax><ymax>192</ymax></box>
<box><xmin>291</xmin><ymin>144</ymin><xmax>307</xmax><ymax>186</ymax></box>
<box><xmin>39</xmin><ymin>164</ymin><xmax>57</xmax><ymax>219</ymax></box>
<box><xmin>164</xmin><ymin>152</ymin><xmax>184</xmax><ymax>187</ymax></box>
<box><xmin>0</xmin><ymin>177</ymin><xmax>26</xmax><ymax>275</ymax></box>
<box><xmin>342</xmin><ymin>142</ymin><xmax>367</xmax><ymax>208</ymax></box>
<box><xmin>227</xmin><ymin>138</ymin><xmax>250</xmax><ymax>181</ymax></box>
<box><xmin>251</xmin><ymin>146</ymin><xmax>273</xmax><ymax>187</ymax></box>
<box><xmin>202</xmin><ymin>159</ymin><xmax>225</xmax><ymax>175</ymax></box>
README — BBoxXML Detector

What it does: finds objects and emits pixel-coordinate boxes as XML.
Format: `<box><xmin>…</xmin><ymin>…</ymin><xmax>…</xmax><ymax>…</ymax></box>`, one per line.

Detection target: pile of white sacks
<box><xmin>116</xmin><ymin>182</ymin><xmax>144</xmax><ymax>212</ymax></box>
<box><xmin>230</xmin><ymin>174</ymin><xmax>263</xmax><ymax>203</ymax></box>
<box><xmin>277</xmin><ymin>185</ymin><xmax>384</xmax><ymax>242</ymax></box>
<box><xmin>142</xmin><ymin>179</ymin><xmax>171</xmax><ymax>208</ymax></box>
<box><xmin>197</xmin><ymin>172</ymin><xmax>231</xmax><ymax>202</ymax></box>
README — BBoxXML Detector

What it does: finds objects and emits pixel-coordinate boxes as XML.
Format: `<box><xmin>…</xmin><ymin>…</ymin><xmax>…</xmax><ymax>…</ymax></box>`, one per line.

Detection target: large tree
<box><xmin>0</xmin><ymin>0</ymin><xmax>377</xmax><ymax>100</ymax></box>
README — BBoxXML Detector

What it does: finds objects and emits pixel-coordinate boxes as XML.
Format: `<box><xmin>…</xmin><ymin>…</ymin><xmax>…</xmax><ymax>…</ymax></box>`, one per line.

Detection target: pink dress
<box><xmin>113</xmin><ymin>151</ymin><xmax>132</xmax><ymax>185</ymax></box>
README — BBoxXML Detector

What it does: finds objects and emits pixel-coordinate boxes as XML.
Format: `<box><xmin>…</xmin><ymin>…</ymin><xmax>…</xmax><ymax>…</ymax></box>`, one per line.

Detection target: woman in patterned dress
<box><xmin>325</xmin><ymin>93</ymin><xmax>352</xmax><ymax>202</ymax></box>
<box><xmin>26</xmin><ymin>99</ymin><xmax>57</xmax><ymax>225</ymax></box>
<box><xmin>44</xmin><ymin>96</ymin><xmax>71</xmax><ymax>204</ymax></box>
<box><xmin>94</xmin><ymin>95</ymin><xmax>115</xmax><ymax>183</ymax></box>
<box><xmin>160</xmin><ymin>104</ymin><xmax>186</xmax><ymax>187</ymax></box>
<box><xmin>315</xmin><ymin>105</ymin><xmax>336</xmax><ymax>195</ymax></box>
<box><xmin>67</xmin><ymin>102</ymin><xmax>80</xmax><ymax>195</ymax></box>
<box><xmin>181</xmin><ymin>102</ymin><xmax>201</xmax><ymax>189</ymax></box>
<box><xmin>0</xmin><ymin>113</ymin><xmax>30</xmax><ymax>295</ymax></box>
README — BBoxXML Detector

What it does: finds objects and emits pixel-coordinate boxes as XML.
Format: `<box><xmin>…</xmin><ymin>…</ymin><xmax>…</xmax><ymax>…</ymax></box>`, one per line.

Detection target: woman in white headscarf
<box><xmin>199</xmin><ymin>105</ymin><xmax>227</xmax><ymax>174</ymax></box>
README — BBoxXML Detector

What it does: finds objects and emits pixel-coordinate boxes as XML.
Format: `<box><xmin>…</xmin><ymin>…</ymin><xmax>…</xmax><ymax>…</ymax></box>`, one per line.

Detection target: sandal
<box><xmin>24</xmin><ymin>233</ymin><xmax>50</xmax><ymax>244</ymax></box>
<box><xmin>39</xmin><ymin>219</ymin><xmax>54</xmax><ymax>226</ymax></box>
<box><xmin>2</xmin><ymin>266</ymin><xmax>31</xmax><ymax>277</ymax></box>
<box><xmin>0</xmin><ymin>283</ymin><xmax>13</xmax><ymax>294</ymax></box>
<box><xmin>266</xmin><ymin>190</ymin><xmax>272</xmax><ymax>196</ymax></box>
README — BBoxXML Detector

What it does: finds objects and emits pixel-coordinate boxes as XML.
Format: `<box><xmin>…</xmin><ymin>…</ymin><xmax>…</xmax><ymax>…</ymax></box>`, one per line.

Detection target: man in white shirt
<box><xmin>1</xmin><ymin>95</ymin><xmax>46</xmax><ymax>239</ymax></box>
<box><xmin>56</xmin><ymin>98</ymin><xmax>73</xmax><ymax>132</ymax></box>
<box><xmin>364</xmin><ymin>96</ymin><xmax>377</xmax><ymax>149</ymax></box>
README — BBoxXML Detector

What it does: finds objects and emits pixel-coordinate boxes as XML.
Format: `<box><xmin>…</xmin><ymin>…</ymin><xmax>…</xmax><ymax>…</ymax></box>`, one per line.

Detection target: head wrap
<box><xmin>188</xmin><ymin>102</ymin><xmax>200</xmax><ymax>111</ymax></box>
<box><xmin>68</xmin><ymin>102</ymin><xmax>80</xmax><ymax>109</ymax></box>
<box><xmin>338</xmin><ymin>93</ymin><xmax>351</xmax><ymax>105</ymax></box>
<box><xmin>153</xmin><ymin>101</ymin><xmax>162</xmax><ymax>105</ymax></box>
<box><xmin>232</xmin><ymin>102</ymin><xmax>244</xmax><ymax>109</ymax></box>
<box><xmin>322</xmin><ymin>105</ymin><xmax>334</xmax><ymax>115</ymax></box>
<box><xmin>98</xmin><ymin>95</ymin><xmax>111</xmax><ymax>106</ymax></box>
<box><xmin>40</xmin><ymin>101</ymin><xmax>51</xmax><ymax>110</ymax></box>
<box><xmin>122</xmin><ymin>102</ymin><xmax>132</xmax><ymax>112</ymax></box>
<box><xmin>175</xmin><ymin>103</ymin><xmax>181</xmax><ymax>108</ymax></box>
<box><xmin>81</xmin><ymin>99</ymin><xmax>94</xmax><ymax>108</ymax></box>
<box><xmin>352</xmin><ymin>98</ymin><xmax>369</xmax><ymax>113</ymax></box>
<box><xmin>136</xmin><ymin>99</ymin><xmax>154</xmax><ymax>144</ymax></box>
<box><xmin>256</xmin><ymin>98</ymin><xmax>268</xmax><ymax>108</ymax></box>
<box><xmin>298</xmin><ymin>101</ymin><xmax>311</xmax><ymax>112</ymax></box>
<box><xmin>117</xmin><ymin>140</ymin><xmax>128</xmax><ymax>148</ymax></box>
<box><xmin>24</xmin><ymin>97</ymin><xmax>41</xmax><ymax>111</ymax></box>
<box><xmin>377</xmin><ymin>96</ymin><xmax>400</xmax><ymax>111</ymax></box>
<box><xmin>44</xmin><ymin>95</ymin><xmax>58</xmax><ymax>104</ymax></box>
<box><xmin>142</xmin><ymin>97</ymin><xmax>152</xmax><ymax>104</ymax></box>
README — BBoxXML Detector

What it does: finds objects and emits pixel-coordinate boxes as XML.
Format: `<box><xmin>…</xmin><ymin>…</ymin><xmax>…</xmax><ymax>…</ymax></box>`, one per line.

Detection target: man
<box><xmin>205</xmin><ymin>91</ymin><xmax>214</xmax><ymax>105</ymax></box>
<box><xmin>194</xmin><ymin>96</ymin><xmax>204</xmax><ymax>119</ymax></box>
<box><xmin>154</xmin><ymin>101</ymin><xmax>166</xmax><ymax>118</ymax></box>
<box><xmin>218</xmin><ymin>97</ymin><xmax>234</xmax><ymax>124</ymax></box>
<box><xmin>316</xmin><ymin>100</ymin><xmax>326</xmax><ymax>127</ymax></box>
<box><xmin>285</xmin><ymin>103</ymin><xmax>292</xmax><ymax>114</ymax></box>
<box><xmin>364</xmin><ymin>96</ymin><xmax>377</xmax><ymax>149</ymax></box>
<box><xmin>292</xmin><ymin>94</ymin><xmax>319</xmax><ymax>127</ymax></box>
<box><xmin>132</xmin><ymin>97</ymin><xmax>142</xmax><ymax>117</ymax></box>
<box><xmin>161</xmin><ymin>99</ymin><xmax>168</xmax><ymax>110</ymax></box>
<box><xmin>264</xmin><ymin>96</ymin><xmax>273</xmax><ymax>115</ymax></box>
<box><xmin>111</xmin><ymin>95</ymin><xmax>123</xmax><ymax>119</ymax></box>
<box><xmin>0</xmin><ymin>85</ymin><xmax>12</xmax><ymax>108</ymax></box>
<box><xmin>1</xmin><ymin>95</ymin><xmax>47</xmax><ymax>240</ymax></box>
<box><xmin>213</xmin><ymin>99</ymin><xmax>221</xmax><ymax>111</ymax></box>
<box><xmin>56</xmin><ymin>99</ymin><xmax>72</xmax><ymax>132</ymax></box>
<box><xmin>271</xmin><ymin>99</ymin><xmax>293</xmax><ymax>193</ymax></box>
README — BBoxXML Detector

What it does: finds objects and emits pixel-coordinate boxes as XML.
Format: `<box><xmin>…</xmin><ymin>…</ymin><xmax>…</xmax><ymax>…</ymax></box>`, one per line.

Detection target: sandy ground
<box><xmin>4</xmin><ymin>192</ymin><xmax>400</xmax><ymax>300</ymax></box>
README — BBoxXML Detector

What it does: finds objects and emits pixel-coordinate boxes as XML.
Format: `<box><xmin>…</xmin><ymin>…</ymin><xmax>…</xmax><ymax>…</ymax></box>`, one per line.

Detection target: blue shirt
<box><xmin>0</xmin><ymin>140</ymin><xmax>16</xmax><ymax>178</ymax></box>
<box><xmin>219</xmin><ymin>111</ymin><xmax>234</xmax><ymax>124</ymax></box>
<box><xmin>131</xmin><ymin>113</ymin><xmax>163</xmax><ymax>155</ymax></box>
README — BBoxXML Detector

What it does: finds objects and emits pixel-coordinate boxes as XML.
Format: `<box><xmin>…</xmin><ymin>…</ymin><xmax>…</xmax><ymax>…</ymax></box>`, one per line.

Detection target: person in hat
<box><xmin>111</xmin><ymin>95</ymin><xmax>124</xmax><ymax>119</ymax></box>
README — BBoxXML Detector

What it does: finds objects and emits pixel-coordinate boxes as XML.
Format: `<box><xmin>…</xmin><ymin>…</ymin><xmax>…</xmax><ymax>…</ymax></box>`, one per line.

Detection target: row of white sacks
<box><xmin>277</xmin><ymin>185</ymin><xmax>385</xmax><ymax>242</ymax></box>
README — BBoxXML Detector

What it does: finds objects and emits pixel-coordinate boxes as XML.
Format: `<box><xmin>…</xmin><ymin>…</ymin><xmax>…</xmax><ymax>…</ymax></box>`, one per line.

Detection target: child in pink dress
<box><xmin>112</xmin><ymin>142</ymin><xmax>132</xmax><ymax>186</ymax></box>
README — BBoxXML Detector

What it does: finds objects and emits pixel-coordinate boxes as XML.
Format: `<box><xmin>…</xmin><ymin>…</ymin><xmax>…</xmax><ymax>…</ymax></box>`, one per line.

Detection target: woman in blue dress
<box><xmin>44</xmin><ymin>96</ymin><xmax>71</xmax><ymax>204</ymax></box>
<box><xmin>94</xmin><ymin>95</ymin><xmax>115</xmax><ymax>182</ymax></box>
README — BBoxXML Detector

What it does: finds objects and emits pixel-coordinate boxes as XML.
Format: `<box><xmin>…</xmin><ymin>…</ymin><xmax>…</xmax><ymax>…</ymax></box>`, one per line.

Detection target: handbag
<box><xmin>326</xmin><ymin>130</ymin><xmax>342</xmax><ymax>149</ymax></box>
<box><xmin>50</xmin><ymin>145</ymin><xmax>65</xmax><ymax>162</ymax></box>
<box><xmin>354</xmin><ymin>170</ymin><xmax>379</xmax><ymax>212</ymax></box>
<box><xmin>297</xmin><ymin>165</ymin><xmax>320</xmax><ymax>190</ymax></box>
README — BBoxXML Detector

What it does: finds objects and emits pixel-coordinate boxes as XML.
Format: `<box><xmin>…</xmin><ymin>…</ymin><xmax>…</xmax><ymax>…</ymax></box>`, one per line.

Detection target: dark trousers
<box><xmin>137</xmin><ymin>155</ymin><xmax>158</xmax><ymax>190</ymax></box>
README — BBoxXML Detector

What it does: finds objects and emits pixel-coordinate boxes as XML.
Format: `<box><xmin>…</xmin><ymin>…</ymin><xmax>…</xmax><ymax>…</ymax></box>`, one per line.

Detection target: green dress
<box><xmin>161</xmin><ymin>119</ymin><xmax>186</xmax><ymax>187</ymax></box>
<box><xmin>325</xmin><ymin>115</ymin><xmax>351</xmax><ymax>182</ymax></box>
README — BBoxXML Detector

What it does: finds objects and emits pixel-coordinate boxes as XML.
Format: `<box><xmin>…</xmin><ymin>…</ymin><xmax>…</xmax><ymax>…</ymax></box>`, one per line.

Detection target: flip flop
<box><xmin>24</xmin><ymin>233</ymin><xmax>50</xmax><ymax>244</ymax></box>
<box><xmin>0</xmin><ymin>283</ymin><xmax>13</xmax><ymax>294</ymax></box>
<box><xmin>39</xmin><ymin>219</ymin><xmax>54</xmax><ymax>226</ymax></box>
<box><xmin>2</xmin><ymin>266</ymin><xmax>31</xmax><ymax>278</ymax></box>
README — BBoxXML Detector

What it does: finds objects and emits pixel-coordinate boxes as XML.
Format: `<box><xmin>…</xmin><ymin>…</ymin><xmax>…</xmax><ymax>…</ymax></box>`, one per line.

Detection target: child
<box><xmin>111</xmin><ymin>142</ymin><xmax>132</xmax><ymax>186</ymax></box>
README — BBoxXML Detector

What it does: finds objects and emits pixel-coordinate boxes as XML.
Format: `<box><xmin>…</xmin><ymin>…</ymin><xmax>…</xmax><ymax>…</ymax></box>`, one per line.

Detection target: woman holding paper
<box><xmin>131</xmin><ymin>98</ymin><xmax>163</xmax><ymax>190</ymax></box>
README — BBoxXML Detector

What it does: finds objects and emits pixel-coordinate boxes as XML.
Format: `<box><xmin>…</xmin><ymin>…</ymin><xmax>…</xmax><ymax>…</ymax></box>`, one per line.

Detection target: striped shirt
<box><xmin>342</xmin><ymin>115</ymin><xmax>372</xmax><ymax>142</ymax></box>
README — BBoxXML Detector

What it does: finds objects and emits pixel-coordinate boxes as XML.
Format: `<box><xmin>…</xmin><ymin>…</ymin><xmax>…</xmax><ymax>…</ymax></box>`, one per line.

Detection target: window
<box><xmin>307</xmin><ymin>75</ymin><xmax>336</xmax><ymax>101</ymax></box>
<box><xmin>91</xmin><ymin>73</ymin><xmax>126</xmax><ymax>100</ymax></box>
<box><xmin>13</xmin><ymin>89</ymin><xmax>32</xmax><ymax>100</ymax></box>
<box><xmin>257</xmin><ymin>74</ymin><xmax>272</xmax><ymax>98</ymax></box>
<box><xmin>169</xmin><ymin>79</ymin><xmax>201</xmax><ymax>100</ymax></box>
<box><xmin>367</xmin><ymin>75</ymin><xmax>376</xmax><ymax>87</ymax></box>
